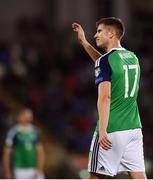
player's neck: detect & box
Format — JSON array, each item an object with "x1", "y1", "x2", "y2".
[
  {"x1": 106, "y1": 40, "x2": 122, "y2": 52},
  {"x1": 19, "y1": 123, "x2": 31, "y2": 127}
]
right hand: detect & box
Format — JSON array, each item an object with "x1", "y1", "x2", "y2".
[
  {"x1": 99, "y1": 131, "x2": 112, "y2": 150},
  {"x1": 34, "y1": 169, "x2": 44, "y2": 179},
  {"x1": 72, "y1": 22, "x2": 87, "y2": 44}
]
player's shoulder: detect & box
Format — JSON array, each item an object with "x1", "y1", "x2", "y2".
[
  {"x1": 31, "y1": 124, "x2": 39, "y2": 130},
  {"x1": 6, "y1": 124, "x2": 19, "y2": 139},
  {"x1": 31, "y1": 125, "x2": 41, "y2": 134},
  {"x1": 95, "y1": 48, "x2": 120, "y2": 68},
  {"x1": 7, "y1": 124, "x2": 19, "y2": 134},
  {"x1": 95, "y1": 51, "x2": 112, "y2": 68}
]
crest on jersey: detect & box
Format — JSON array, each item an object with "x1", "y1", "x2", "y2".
[{"x1": 95, "y1": 67, "x2": 101, "y2": 77}]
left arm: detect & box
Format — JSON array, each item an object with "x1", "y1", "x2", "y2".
[
  {"x1": 36, "y1": 143, "x2": 45, "y2": 174},
  {"x1": 97, "y1": 82, "x2": 112, "y2": 150}
]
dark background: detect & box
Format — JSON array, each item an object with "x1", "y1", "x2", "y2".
[{"x1": 0, "y1": 0, "x2": 153, "y2": 178}]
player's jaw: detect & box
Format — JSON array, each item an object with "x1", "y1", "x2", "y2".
[
  {"x1": 94, "y1": 34, "x2": 106, "y2": 49},
  {"x1": 95, "y1": 38, "x2": 101, "y2": 47},
  {"x1": 95, "y1": 38, "x2": 106, "y2": 49}
]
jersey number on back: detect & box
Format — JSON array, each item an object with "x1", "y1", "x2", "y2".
[{"x1": 123, "y1": 65, "x2": 138, "y2": 98}]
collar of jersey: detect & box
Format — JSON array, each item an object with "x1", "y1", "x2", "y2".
[
  {"x1": 101, "y1": 47, "x2": 125, "y2": 58},
  {"x1": 17, "y1": 124, "x2": 33, "y2": 131}
]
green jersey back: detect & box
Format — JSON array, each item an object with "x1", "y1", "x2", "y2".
[
  {"x1": 5, "y1": 124, "x2": 41, "y2": 168},
  {"x1": 95, "y1": 48, "x2": 142, "y2": 133}
]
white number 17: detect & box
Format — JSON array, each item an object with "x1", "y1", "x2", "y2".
[{"x1": 123, "y1": 65, "x2": 138, "y2": 98}]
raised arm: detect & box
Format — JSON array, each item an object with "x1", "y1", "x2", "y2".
[{"x1": 72, "y1": 22, "x2": 102, "y2": 62}]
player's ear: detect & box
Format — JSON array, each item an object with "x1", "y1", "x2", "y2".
[{"x1": 108, "y1": 27, "x2": 115, "y2": 39}]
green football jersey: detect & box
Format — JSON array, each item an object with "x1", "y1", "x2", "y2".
[
  {"x1": 95, "y1": 48, "x2": 142, "y2": 133},
  {"x1": 5, "y1": 124, "x2": 41, "y2": 168}
]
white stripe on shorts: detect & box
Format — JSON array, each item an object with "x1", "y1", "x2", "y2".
[{"x1": 91, "y1": 133, "x2": 99, "y2": 172}]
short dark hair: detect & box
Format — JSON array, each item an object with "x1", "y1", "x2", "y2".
[{"x1": 96, "y1": 17, "x2": 125, "y2": 39}]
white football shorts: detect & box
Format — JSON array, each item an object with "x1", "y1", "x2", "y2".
[
  {"x1": 14, "y1": 168, "x2": 44, "y2": 179},
  {"x1": 88, "y1": 128, "x2": 145, "y2": 177}
]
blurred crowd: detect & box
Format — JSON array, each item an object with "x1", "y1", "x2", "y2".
[
  {"x1": 0, "y1": 17, "x2": 97, "y2": 178},
  {"x1": 0, "y1": 13, "x2": 153, "y2": 178}
]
